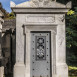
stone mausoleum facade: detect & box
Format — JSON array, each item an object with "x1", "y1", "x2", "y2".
[{"x1": 0, "y1": 0, "x2": 71, "y2": 77}]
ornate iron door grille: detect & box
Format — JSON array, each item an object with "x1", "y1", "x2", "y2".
[{"x1": 35, "y1": 36, "x2": 46, "y2": 60}]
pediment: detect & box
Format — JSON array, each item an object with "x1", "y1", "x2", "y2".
[{"x1": 10, "y1": 0, "x2": 71, "y2": 8}]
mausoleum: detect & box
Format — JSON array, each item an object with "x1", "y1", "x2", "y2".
[
  {"x1": 10, "y1": 0, "x2": 71, "y2": 77},
  {"x1": 0, "y1": 0, "x2": 72, "y2": 77}
]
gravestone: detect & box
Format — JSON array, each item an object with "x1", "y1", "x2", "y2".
[{"x1": 11, "y1": 0, "x2": 71, "y2": 77}]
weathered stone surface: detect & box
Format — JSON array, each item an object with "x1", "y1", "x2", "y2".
[
  {"x1": 2, "y1": 19, "x2": 16, "y2": 32},
  {"x1": 0, "y1": 66, "x2": 4, "y2": 77},
  {"x1": 11, "y1": 0, "x2": 71, "y2": 77},
  {"x1": 11, "y1": 0, "x2": 71, "y2": 8},
  {"x1": 0, "y1": 10, "x2": 4, "y2": 60},
  {"x1": 0, "y1": 10, "x2": 4, "y2": 17},
  {"x1": 0, "y1": 10, "x2": 4, "y2": 77}
]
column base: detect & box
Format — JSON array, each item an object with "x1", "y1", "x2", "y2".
[
  {"x1": 56, "y1": 63, "x2": 68, "y2": 77},
  {"x1": 14, "y1": 63, "x2": 25, "y2": 77}
]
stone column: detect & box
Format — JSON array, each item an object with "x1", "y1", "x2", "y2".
[
  {"x1": 13, "y1": 14, "x2": 25, "y2": 77},
  {"x1": 56, "y1": 14, "x2": 68, "y2": 77}
]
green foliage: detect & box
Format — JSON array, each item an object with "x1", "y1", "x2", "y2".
[
  {"x1": 7, "y1": 12, "x2": 15, "y2": 19},
  {"x1": 66, "y1": 8, "x2": 77, "y2": 70},
  {"x1": 67, "y1": 10, "x2": 75, "y2": 15},
  {"x1": 66, "y1": 8, "x2": 77, "y2": 49},
  {"x1": 69, "y1": 66, "x2": 77, "y2": 77},
  {"x1": 0, "y1": 2, "x2": 9, "y2": 18},
  {"x1": 0, "y1": 2, "x2": 15, "y2": 19}
]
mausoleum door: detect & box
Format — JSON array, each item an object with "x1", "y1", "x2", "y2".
[{"x1": 30, "y1": 31, "x2": 51, "y2": 77}]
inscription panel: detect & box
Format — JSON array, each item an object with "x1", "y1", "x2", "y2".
[
  {"x1": 31, "y1": 31, "x2": 51, "y2": 77},
  {"x1": 26, "y1": 15, "x2": 55, "y2": 23}
]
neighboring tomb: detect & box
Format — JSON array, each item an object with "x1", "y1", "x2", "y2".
[
  {"x1": 0, "y1": 10, "x2": 4, "y2": 61},
  {"x1": 11, "y1": 0, "x2": 71, "y2": 77},
  {"x1": 0, "y1": 9, "x2": 4, "y2": 77},
  {"x1": 2, "y1": 19, "x2": 16, "y2": 76}
]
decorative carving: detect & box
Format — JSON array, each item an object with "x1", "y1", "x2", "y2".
[
  {"x1": 32, "y1": 0, "x2": 50, "y2": 6},
  {"x1": 36, "y1": 36, "x2": 46, "y2": 60},
  {"x1": 10, "y1": 1, "x2": 16, "y2": 7},
  {"x1": 58, "y1": 15, "x2": 65, "y2": 22}
]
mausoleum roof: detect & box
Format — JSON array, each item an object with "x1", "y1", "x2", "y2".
[
  {"x1": 2, "y1": 19, "x2": 16, "y2": 32},
  {"x1": 10, "y1": 0, "x2": 71, "y2": 9}
]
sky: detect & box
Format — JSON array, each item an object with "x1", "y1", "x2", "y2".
[{"x1": 0, "y1": 0, "x2": 29, "y2": 13}]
